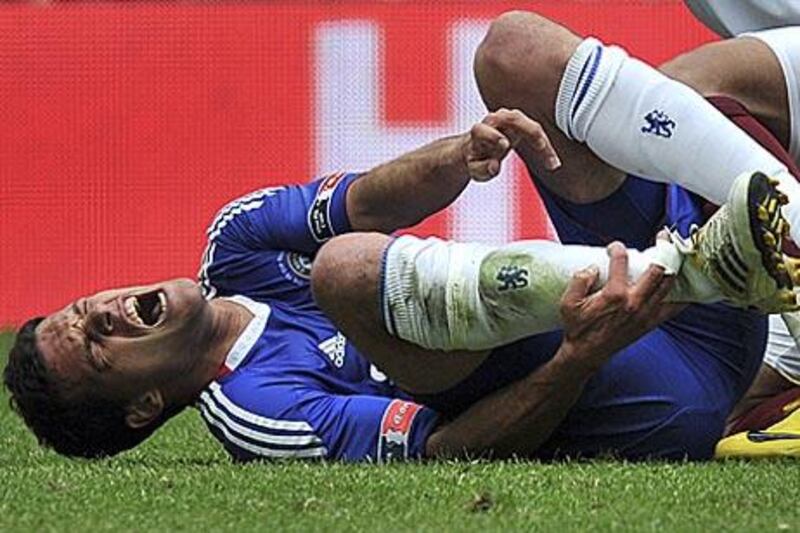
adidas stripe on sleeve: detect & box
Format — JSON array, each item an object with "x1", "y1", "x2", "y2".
[
  {"x1": 198, "y1": 381, "x2": 439, "y2": 463},
  {"x1": 198, "y1": 382, "x2": 328, "y2": 460}
]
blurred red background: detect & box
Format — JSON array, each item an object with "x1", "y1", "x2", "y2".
[{"x1": 0, "y1": 1, "x2": 715, "y2": 325}]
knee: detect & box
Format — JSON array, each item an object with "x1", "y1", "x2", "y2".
[
  {"x1": 474, "y1": 10, "x2": 577, "y2": 109},
  {"x1": 311, "y1": 232, "x2": 387, "y2": 316},
  {"x1": 311, "y1": 235, "x2": 356, "y2": 311},
  {"x1": 476, "y1": 11, "x2": 571, "y2": 75}
]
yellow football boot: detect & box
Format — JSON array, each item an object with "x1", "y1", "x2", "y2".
[{"x1": 716, "y1": 390, "x2": 800, "y2": 458}]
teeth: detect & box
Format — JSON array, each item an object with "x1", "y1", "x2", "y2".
[
  {"x1": 157, "y1": 291, "x2": 168, "y2": 324},
  {"x1": 124, "y1": 297, "x2": 145, "y2": 326}
]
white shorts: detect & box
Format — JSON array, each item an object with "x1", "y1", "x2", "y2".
[
  {"x1": 764, "y1": 314, "x2": 800, "y2": 385},
  {"x1": 743, "y1": 27, "x2": 800, "y2": 167},
  {"x1": 686, "y1": 0, "x2": 800, "y2": 37}
]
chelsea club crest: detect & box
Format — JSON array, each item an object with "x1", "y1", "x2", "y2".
[{"x1": 278, "y1": 251, "x2": 313, "y2": 284}]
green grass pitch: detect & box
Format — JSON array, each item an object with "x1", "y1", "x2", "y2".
[{"x1": 1, "y1": 331, "x2": 798, "y2": 532}]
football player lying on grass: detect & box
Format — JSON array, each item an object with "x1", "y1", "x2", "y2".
[
  {"x1": 3, "y1": 104, "x2": 794, "y2": 462},
  {"x1": 6, "y1": 10, "x2": 800, "y2": 461}
]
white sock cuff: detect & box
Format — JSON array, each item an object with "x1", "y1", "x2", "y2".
[
  {"x1": 382, "y1": 235, "x2": 496, "y2": 351},
  {"x1": 555, "y1": 37, "x2": 627, "y2": 142},
  {"x1": 382, "y1": 235, "x2": 424, "y2": 339}
]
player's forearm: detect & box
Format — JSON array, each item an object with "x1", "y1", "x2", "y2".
[
  {"x1": 424, "y1": 343, "x2": 600, "y2": 459},
  {"x1": 346, "y1": 134, "x2": 471, "y2": 233}
]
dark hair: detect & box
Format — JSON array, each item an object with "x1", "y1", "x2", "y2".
[{"x1": 4, "y1": 317, "x2": 177, "y2": 459}]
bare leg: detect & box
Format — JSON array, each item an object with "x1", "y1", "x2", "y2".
[
  {"x1": 661, "y1": 37, "x2": 789, "y2": 150},
  {"x1": 474, "y1": 11, "x2": 625, "y2": 204},
  {"x1": 474, "y1": 11, "x2": 795, "y2": 221}
]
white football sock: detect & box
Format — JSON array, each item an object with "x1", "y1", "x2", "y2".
[
  {"x1": 555, "y1": 37, "x2": 800, "y2": 244},
  {"x1": 381, "y1": 234, "x2": 707, "y2": 352}
]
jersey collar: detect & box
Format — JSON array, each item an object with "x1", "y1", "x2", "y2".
[{"x1": 215, "y1": 295, "x2": 271, "y2": 380}]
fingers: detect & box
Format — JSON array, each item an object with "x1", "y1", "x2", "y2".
[
  {"x1": 626, "y1": 265, "x2": 667, "y2": 312},
  {"x1": 469, "y1": 108, "x2": 561, "y2": 180},
  {"x1": 483, "y1": 108, "x2": 561, "y2": 171},
  {"x1": 631, "y1": 267, "x2": 678, "y2": 329},
  {"x1": 649, "y1": 272, "x2": 675, "y2": 305},
  {"x1": 470, "y1": 122, "x2": 510, "y2": 156},
  {"x1": 603, "y1": 242, "x2": 628, "y2": 302},
  {"x1": 468, "y1": 159, "x2": 502, "y2": 182},
  {"x1": 640, "y1": 275, "x2": 678, "y2": 321},
  {"x1": 561, "y1": 265, "x2": 600, "y2": 308},
  {"x1": 466, "y1": 122, "x2": 511, "y2": 182}
]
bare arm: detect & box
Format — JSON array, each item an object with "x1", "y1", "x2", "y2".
[
  {"x1": 424, "y1": 341, "x2": 598, "y2": 459},
  {"x1": 346, "y1": 109, "x2": 561, "y2": 234},
  {"x1": 425, "y1": 244, "x2": 682, "y2": 459}
]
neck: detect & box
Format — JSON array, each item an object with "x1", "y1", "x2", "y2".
[
  {"x1": 171, "y1": 298, "x2": 254, "y2": 405},
  {"x1": 205, "y1": 298, "x2": 255, "y2": 377}
]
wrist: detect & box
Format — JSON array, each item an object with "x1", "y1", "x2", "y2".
[
  {"x1": 452, "y1": 133, "x2": 471, "y2": 177},
  {"x1": 553, "y1": 340, "x2": 607, "y2": 377}
]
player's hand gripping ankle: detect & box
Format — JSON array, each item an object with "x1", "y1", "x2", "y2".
[{"x1": 558, "y1": 242, "x2": 682, "y2": 371}]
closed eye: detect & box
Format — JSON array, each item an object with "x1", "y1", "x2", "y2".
[
  {"x1": 82, "y1": 330, "x2": 111, "y2": 372},
  {"x1": 85, "y1": 340, "x2": 111, "y2": 372}
]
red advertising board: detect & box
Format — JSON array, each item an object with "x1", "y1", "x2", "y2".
[{"x1": 0, "y1": 1, "x2": 714, "y2": 325}]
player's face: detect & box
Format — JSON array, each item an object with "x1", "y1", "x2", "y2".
[{"x1": 35, "y1": 278, "x2": 210, "y2": 404}]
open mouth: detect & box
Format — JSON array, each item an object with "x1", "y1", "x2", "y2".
[{"x1": 123, "y1": 290, "x2": 168, "y2": 327}]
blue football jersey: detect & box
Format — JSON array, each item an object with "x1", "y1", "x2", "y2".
[{"x1": 195, "y1": 173, "x2": 439, "y2": 462}]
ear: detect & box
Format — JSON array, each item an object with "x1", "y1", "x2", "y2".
[{"x1": 125, "y1": 390, "x2": 165, "y2": 429}]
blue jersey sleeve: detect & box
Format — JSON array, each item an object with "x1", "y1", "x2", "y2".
[
  {"x1": 207, "y1": 172, "x2": 359, "y2": 254},
  {"x1": 199, "y1": 378, "x2": 439, "y2": 463},
  {"x1": 300, "y1": 394, "x2": 440, "y2": 462},
  {"x1": 198, "y1": 172, "x2": 360, "y2": 302}
]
